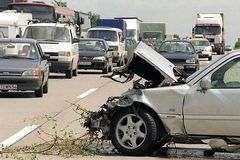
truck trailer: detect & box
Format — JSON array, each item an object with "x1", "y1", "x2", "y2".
[
  {"x1": 0, "y1": 10, "x2": 32, "y2": 38},
  {"x1": 115, "y1": 17, "x2": 142, "y2": 42},
  {"x1": 192, "y1": 13, "x2": 224, "y2": 55}
]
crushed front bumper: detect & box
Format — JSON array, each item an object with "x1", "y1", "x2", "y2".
[{"x1": 84, "y1": 96, "x2": 134, "y2": 139}]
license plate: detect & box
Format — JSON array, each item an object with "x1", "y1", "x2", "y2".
[
  {"x1": 79, "y1": 61, "x2": 91, "y2": 65},
  {"x1": 0, "y1": 84, "x2": 17, "y2": 90},
  {"x1": 176, "y1": 65, "x2": 184, "y2": 69}
]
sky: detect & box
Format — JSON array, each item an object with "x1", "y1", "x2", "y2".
[{"x1": 40, "y1": 0, "x2": 240, "y2": 46}]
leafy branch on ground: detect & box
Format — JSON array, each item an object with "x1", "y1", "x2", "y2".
[{"x1": 0, "y1": 102, "x2": 114, "y2": 159}]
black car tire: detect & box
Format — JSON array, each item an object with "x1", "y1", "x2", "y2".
[
  {"x1": 35, "y1": 85, "x2": 43, "y2": 97},
  {"x1": 43, "y1": 80, "x2": 48, "y2": 94},
  {"x1": 209, "y1": 56, "x2": 212, "y2": 61},
  {"x1": 65, "y1": 70, "x2": 73, "y2": 78},
  {"x1": 108, "y1": 66, "x2": 112, "y2": 73},
  {"x1": 102, "y1": 66, "x2": 108, "y2": 74},
  {"x1": 110, "y1": 107, "x2": 157, "y2": 156},
  {"x1": 72, "y1": 68, "x2": 78, "y2": 77}
]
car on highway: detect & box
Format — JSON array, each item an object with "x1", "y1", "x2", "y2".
[
  {"x1": 225, "y1": 45, "x2": 232, "y2": 52},
  {"x1": 190, "y1": 38, "x2": 213, "y2": 60},
  {"x1": 0, "y1": 38, "x2": 50, "y2": 97},
  {"x1": 78, "y1": 38, "x2": 113, "y2": 74},
  {"x1": 125, "y1": 38, "x2": 137, "y2": 63},
  {"x1": 158, "y1": 40, "x2": 199, "y2": 75},
  {"x1": 85, "y1": 42, "x2": 240, "y2": 156}
]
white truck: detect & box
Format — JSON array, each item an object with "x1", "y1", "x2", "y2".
[
  {"x1": 87, "y1": 19, "x2": 127, "y2": 66},
  {"x1": 192, "y1": 13, "x2": 225, "y2": 55},
  {"x1": 0, "y1": 10, "x2": 32, "y2": 38},
  {"x1": 23, "y1": 22, "x2": 79, "y2": 79},
  {"x1": 139, "y1": 22, "x2": 166, "y2": 50},
  {"x1": 115, "y1": 17, "x2": 142, "y2": 42}
]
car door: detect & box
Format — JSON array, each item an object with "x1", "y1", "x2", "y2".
[{"x1": 184, "y1": 56, "x2": 240, "y2": 136}]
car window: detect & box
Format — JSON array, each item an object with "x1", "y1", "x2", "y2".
[
  {"x1": 191, "y1": 40, "x2": 210, "y2": 46},
  {"x1": 0, "y1": 42, "x2": 38, "y2": 59},
  {"x1": 211, "y1": 57, "x2": 240, "y2": 88},
  {"x1": 159, "y1": 41, "x2": 195, "y2": 54},
  {"x1": 79, "y1": 40, "x2": 105, "y2": 52}
]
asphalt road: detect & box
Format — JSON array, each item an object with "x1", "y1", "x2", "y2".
[{"x1": 0, "y1": 53, "x2": 229, "y2": 160}]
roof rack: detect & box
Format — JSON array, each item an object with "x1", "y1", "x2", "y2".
[{"x1": 57, "y1": 18, "x2": 75, "y2": 26}]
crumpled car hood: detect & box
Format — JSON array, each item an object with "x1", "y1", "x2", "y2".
[{"x1": 125, "y1": 42, "x2": 178, "y2": 85}]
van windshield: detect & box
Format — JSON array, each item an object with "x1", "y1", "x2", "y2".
[
  {"x1": 88, "y1": 30, "x2": 118, "y2": 42},
  {"x1": 23, "y1": 26, "x2": 70, "y2": 42}
]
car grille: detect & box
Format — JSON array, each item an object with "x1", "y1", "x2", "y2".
[
  {"x1": 45, "y1": 52, "x2": 58, "y2": 56},
  {"x1": 169, "y1": 59, "x2": 186, "y2": 63},
  {"x1": 0, "y1": 71, "x2": 22, "y2": 76},
  {"x1": 80, "y1": 56, "x2": 94, "y2": 61}
]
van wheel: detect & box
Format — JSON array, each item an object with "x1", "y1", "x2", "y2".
[
  {"x1": 102, "y1": 66, "x2": 108, "y2": 74},
  {"x1": 35, "y1": 86, "x2": 43, "y2": 97},
  {"x1": 72, "y1": 68, "x2": 78, "y2": 77},
  {"x1": 65, "y1": 70, "x2": 73, "y2": 78},
  {"x1": 108, "y1": 64, "x2": 112, "y2": 72}
]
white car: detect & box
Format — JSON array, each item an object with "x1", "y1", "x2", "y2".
[
  {"x1": 85, "y1": 42, "x2": 240, "y2": 156},
  {"x1": 190, "y1": 38, "x2": 213, "y2": 60}
]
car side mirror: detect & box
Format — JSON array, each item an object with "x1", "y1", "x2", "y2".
[{"x1": 200, "y1": 77, "x2": 212, "y2": 90}]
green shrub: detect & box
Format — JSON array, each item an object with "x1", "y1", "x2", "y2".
[{"x1": 234, "y1": 41, "x2": 240, "y2": 49}]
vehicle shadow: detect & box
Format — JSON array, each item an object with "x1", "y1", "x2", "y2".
[
  {"x1": 48, "y1": 73, "x2": 67, "y2": 79},
  {"x1": 0, "y1": 91, "x2": 35, "y2": 98},
  {"x1": 78, "y1": 70, "x2": 104, "y2": 75}
]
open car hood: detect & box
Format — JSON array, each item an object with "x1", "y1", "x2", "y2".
[{"x1": 126, "y1": 42, "x2": 178, "y2": 85}]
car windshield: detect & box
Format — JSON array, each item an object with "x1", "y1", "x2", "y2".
[
  {"x1": 24, "y1": 26, "x2": 70, "y2": 42},
  {"x1": 79, "y1": 40, "x2": 106, "y2": 52},
  {"x1": 159, "y1": 41, "x2": 195, "y2": 54},
  {"x1": 191, "y1": 40, "x2": 210, "y2": 47},
  {"x1": 0, "y1": 42, "x2": 38, "y2": 59}
]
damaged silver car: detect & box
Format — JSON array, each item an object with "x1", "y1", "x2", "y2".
[{"x1": 85, "y1": 42, "x2": 240, "y2": 156}]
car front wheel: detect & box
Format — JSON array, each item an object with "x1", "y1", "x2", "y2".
[
  {"x1": 65, "y1": 70, "x2": 73, "y2": 78},
  {"x1": 110, "y1": 107, "x2": 157, "y2": 156},
  {"x1": 35, "y1": 85, "x2": 43, "y2": 97},
  {"x1": 43, "y1": 80, "x2": 48, "y2": 94}
]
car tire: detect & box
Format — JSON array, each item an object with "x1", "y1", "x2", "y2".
[
  {"x1": 43, "y1": 80, "x2": 48, "y2": 94},
  {"x1": 35, "y1": 85, "x2": 43, "y2": 97},
  {"x1": 102, "y1": 65, "x2": 108, "y2": 74},
  {"x1": 209, "y1": 56, "x2": 212, "y2": 61},
  {"x1": 110, "y1": 107, "x2": 157, "y2": 156},
  {"x1": 72, "y1": 68, "x2": 78, "y2": 77},
  {"x1": 65, "y1": 70, "x2": 73, "y2": 79}
]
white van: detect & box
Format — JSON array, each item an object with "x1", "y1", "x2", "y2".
[
  {"x1": 23, "y1": 22, "x2": 79, "y2": 78},
  {"x1": 87, "y1": 27, "x2": 126, "y2": 66}
]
